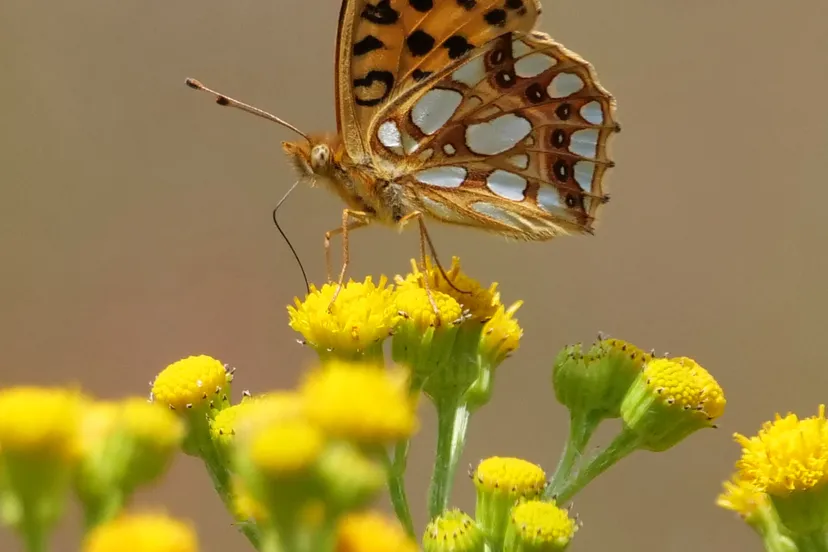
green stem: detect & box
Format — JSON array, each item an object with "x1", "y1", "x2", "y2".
[
  {"x1": 555, "y1": 429, "x2": 640, "y2": 503},
  {"x1": 82, "y1": 492, "x2": 125, "y2": 532},
  {"x1": 428, "y1": 400, "x2": 471, "y2": 520},
  {"x1": 546, "y1": 410, "x2": 602, "y2": 499},
  {"x1": 791, "y1": 531, "x2": 828, "y2": 552},
  {"x1": 19, "y1": 518, "x2": 47, "y2": 552},
  {"x1": 195, "y1": 428, "x2": 262, "y2": 549},
  {"x1": 385, "y1": 441, "x2": 416, "y2": 538}
]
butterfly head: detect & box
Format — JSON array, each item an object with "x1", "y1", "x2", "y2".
[{"x1": 282, "y1": 135, "x2": 341, "y2": 182}]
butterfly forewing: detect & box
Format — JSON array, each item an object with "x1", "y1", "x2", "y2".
[{"x1": 336, "y1": 0, "x2": 541, "y2": 160}]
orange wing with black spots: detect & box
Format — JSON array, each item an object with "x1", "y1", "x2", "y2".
[{"x1": 335, "y1": 0, "x2": 541, "y2": 160}]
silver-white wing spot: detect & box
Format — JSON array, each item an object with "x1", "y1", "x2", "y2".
[
  {"x1": 421, "y1": 196, "x2": 471, "y2": 223},
  {"x1": 443, "y1": 143, "x2": 456, "y2": 155},
  {"x1": 569, "y1": 129, "x2": 599, "y2": 158},
  {"x1": 378, "y1": 121, "x2": 402, "y2": 153},
  {"x1": 414, "y1": 166, "x2": 467, "y2": 188},
  {"x1": 452, "y1": 56, "x2": 487, "y2": 87},
  {"x1": 579, "y1": 101, "x2": 603, "y2": 124},
  {"x1": 512, "y1": 38, "x2": 532, "y2": 58},
  {"x1": 573, "y1": 161, "x2": 596, "y2": 193},
  {"x1": 465, "y1": 114, "x2": 532, "y2": 155},
  {"x1": 514, "y1": 53, "x2": 557, "y2": 78},
  {"x1": 547, "y1": 73, "x2": 584, "y2": 98},
  {"x1": 411, "y1": 89, "x2": 463, "y2": 136},
  {"x1": 537, "y1": 188, "x2": 561, "y2": 212},
  {"x1": 486, "y1": 170, "x2": 527, "y2": 201},
  {"x1": 507, "y1": 154, "x2": 529, "y2": 170}
]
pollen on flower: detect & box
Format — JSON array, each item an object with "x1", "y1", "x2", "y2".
[
  {"x1": 248, "y1": 420, "x2": 324, "y2": 476},
  {"x1": 473, "y1": 457, "x2": 547, "y2": 499},
  {"x1": 288, "y1": 276, "x2": 400, "y2": 354},
  {"x1": 301, "y1": 361, "x2": 417, "y2": 445},
  {"x1": 83, "y1": 512, "x2": 198, "y2": 552},
  {"x1": 717, "y1": 476, "x2": 768, "y2": 519},
  {"x1": 642, "y1": 357, "x2": 726, "y2": 420},
  {"x1": 480, "y1": 300, "x2": 523, "y2": 364},
  {"x1": 394, "y1": 285, "x2": 464, "y2": 329},
  {"x1": 395, "y1": 257, "x2": 499, "y2": 321},
  {"x1": 336, "y1": 511, "x2": 418, "y2": 552},
  {"x1": 509, "y1": 500, "x2": 577, "y2": 549},
  {"x1": 589, "y1": 338, "x2": 653, "y2": 366},
  {"x1": 734, "y1": 405, "x2": 828, "y2": 496},
  {"x1": 0, "y1": 386, "x2": 84, "y2": 462},
  {"x1": 423, "y1": 509, "x2": 484, "y2": 552},
  {"x1": 151, "y1": 355, "x2": 232, "y2": 411}
]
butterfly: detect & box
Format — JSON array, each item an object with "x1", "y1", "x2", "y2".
[{"x1": 187, "y1": 0, "x2": 618, "y2": 311}]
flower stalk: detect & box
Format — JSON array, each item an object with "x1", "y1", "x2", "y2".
[{"x1": 428, "y1": 400, "x2": 471, "y2": 520}]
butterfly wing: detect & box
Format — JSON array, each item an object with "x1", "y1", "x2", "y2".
[
  {"x1": 335, "y1": 0, "x2": 541, "y2": 161},
  {"x1": 372, "y1": 31, "x2": 619, "y2": 239}
]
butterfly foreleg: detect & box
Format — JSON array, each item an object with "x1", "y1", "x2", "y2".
[{"x1": 326, "y1": 209, "x2": 371, "y2": 311}]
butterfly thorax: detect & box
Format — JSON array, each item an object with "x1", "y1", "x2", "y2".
[{"x1": 282, "y1": 134, "x2": 411, "y2": 225}]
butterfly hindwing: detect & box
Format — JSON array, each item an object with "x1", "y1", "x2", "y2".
[
  {"x1": 336, "y1": 0, "x2": 541, "y2": 160},
  {"x1": 372, "y1": 31, "x2": 619, "y2": 239}
]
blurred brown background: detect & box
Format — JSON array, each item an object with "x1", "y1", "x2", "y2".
[{"x1": 1, "y1": 0, "x2": 826, "y2": 550}]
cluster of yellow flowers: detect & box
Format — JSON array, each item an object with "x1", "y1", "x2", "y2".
[{"x1": 1, "y1": 256, "x2": 824, "y2": 551}]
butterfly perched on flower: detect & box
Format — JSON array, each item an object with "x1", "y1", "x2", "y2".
[{"x1": 187, "y1": 0, "x2": 618, "y2": 302}]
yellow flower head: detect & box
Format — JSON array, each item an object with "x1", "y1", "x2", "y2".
[
  {"x1": 210, "y1": 392, "x2": 302, "y2": 451},
  {"x1": 336, "y1": 511, "x2": 419, "y2": 552},
  {"x1": 230, "y1": 476, "x2": 269, "y2": 523},
  {"x1": 473, "y1": 457, "x2": 547, "y2": 499},
  {"x1": 247, "y1": 420, "x2": 325, "y2": 477},
  {"x1": 423, "y1": 509, "x2": 484, "y2": 552},
  {"x1": 0, "y1": 386, "x2": 83, "y2": 462},
  {"x1": 473, "y1": 457, "x2": 548, "y2": 548},
  {"x1": 83, "y1": 512, "x2": 198, "y2": 552},
  {"x1": 733, "y1": 405, "x2": 828, "y2": 534},
  {"x1": 505, "y1": 500, "x2": 577, "y2": 551},
  {"x1": 119, "y1": 398, "x2": 185, "y2": 452},
  {"x1": 395, "y1": 257, "x2": 498, "y2": 321},
  {"x1": 151, "y1": 355, "x2": 232, "y2": 412},
  {"x1": 301, "y1": 361, "x2": 417, "y2": 445},
  {"x1": 480, "y1": 300, "x2": 523, "y2": 366},
  {"x1": 735, "y1": 405, "x2": 828, "y2": 495},
  {"x1": 394, "y1": 285, "x2": 464, "y2": 330},
  {"x1": 288, "y1": 276, "x2": 399, "y2": 356},
  {"x1": 717, "y1": 476, "x2": 769, "y2": 520},
  {"x1": 620, "y1": 356, "x2": 725, "y2": 451}
]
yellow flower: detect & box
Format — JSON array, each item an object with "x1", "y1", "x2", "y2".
[
  {"x1": 336, "y1": 511, "x2": 418, "y2": 552},
  {"x1": 620, "y1": 356, "x2": 725, "y2": 451},
  {"x1": 423, "y1": 509, "x2": 484, "y2": 552},
  {"x1": 395, "y1": 257, "x2": 498, "y2": 321},
  {"x1": 151, "y1": 355, "x2": 232, "y2": 412},
  {"x1": 317, "y1": 443, "x2": 386, "y2": 511},
  {"x1": 83, "y1": 512, "x2": 198, "y2": 552},
  {"x1": 247, "y1": 420, "x2": 324, "y2": 477},
  {"x1": 473, "y1": 457, "x2": 547, "y2": 548},
  {"x1": 480, "y1": 300, "x2": 523, "y2": 366},
  {"x1": 0, "y1": 386, "x2": 83, "y2": 462},
  {"x1": 230, "y1": 476, "x2": 269, "y2": 523},
  {"x1": 301, "y1": 361, "x2": 417, "y2": 445},
  {"x1": 733, "y1": 405, "x2": 828, "y2": 534},
  {"x1": 288, "y1": 276, "x2": 399, "y2": 358},
  {"x1": 504, "y1": 500, "x2": 577, "y2": 551},
  {"x1": 210, "y1": 392, "x2": 302, "y2": 452},
  {"x1": 119, "y1": 398, "x2": 184, "y2": 452},
  {"x1": 717, "y1": 476, "x2": 769, "y2": 520},
  {"x1": 394, "y1": 285, "x2": 464, "y2": 330}
]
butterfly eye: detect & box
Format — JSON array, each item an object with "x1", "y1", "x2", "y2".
[{"x1": 310, "y1": 144, "x2": 332, "y2": 170}]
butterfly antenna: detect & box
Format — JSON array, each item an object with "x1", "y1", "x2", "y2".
[
  {"x1": 185, "y1": 78, "x2": 309, "y2": 142},
  {"x1": 273, "y1": 180, "x2": 310, "y2": 294}
]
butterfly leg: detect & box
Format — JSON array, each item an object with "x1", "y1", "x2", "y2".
[{"x1": 325, "y1": 209, "x2": 371, "y2": 310}]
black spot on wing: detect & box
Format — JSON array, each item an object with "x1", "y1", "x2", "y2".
[
  {"x1": 413, "y1": 69, "x2": 433, "y2": 81},
  {"x1": 553, "y1": 160, "x2": 570, "y2": 182},
  {"x1": 457, "y1": 0, "x2": 476, "y2": 8},
  {"x1": 444, "y1": 35, "x2": 474, "y2": 59},
  {"x1": 506, "y1": 0, "x2": 524, "y2": 8},
  {"x1": 555, "y1": 103, "x2": 572, "y2": 120},
  {"x1": 484, "y1": 8, "x2": 507, "y2": 26},
  {"x1": 409, "y1": 0, "x2": 433, "y2": 11},
  {"x1": 353, "y1": 70, "x2": 394, "y2": 106},
  {"x1": 406, "y1": 30, "x2": 435, "y2": 57},
  {"x1": 353, "y1": 35, "x2": 384, "y2": 56},
  {"x1": 361, "y1": 0, "x2": 399, "y2": 25}
]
